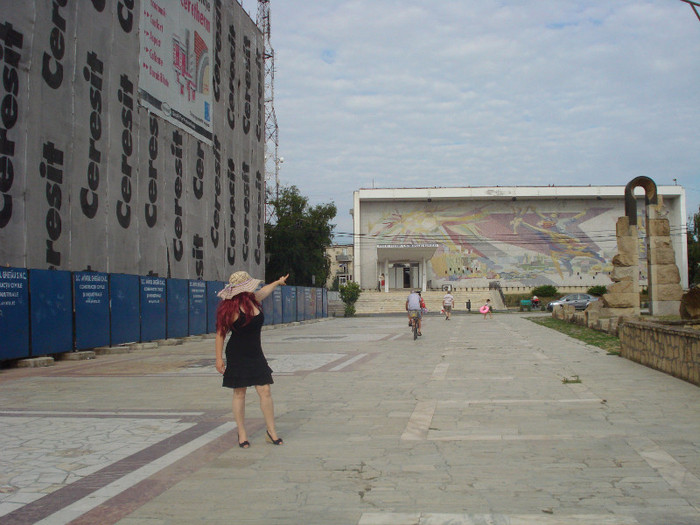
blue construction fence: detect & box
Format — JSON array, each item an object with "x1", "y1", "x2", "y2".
[{"x1": 0, "y1": 268, "x2": 328, "y2": 361}]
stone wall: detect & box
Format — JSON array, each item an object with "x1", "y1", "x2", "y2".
[
  {"x1": 619, "y1": 320, "x2": 700, "y2": 386},
  {"x1": 551, "y1": 302, "x2": 626, "y2": 335}
]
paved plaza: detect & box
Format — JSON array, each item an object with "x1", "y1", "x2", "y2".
[{"x1": 1, "y1": 313, "x2": 699, "y2": 524}]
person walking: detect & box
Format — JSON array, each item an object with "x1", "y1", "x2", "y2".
[
  {"x1": 480, "y1": 298, "x2": 493, "y2": 319},
  {"x1": 215, "y1": 271, "x2": 288, "y2": 448},
  {"x1": 442, "y1": 290, "x2": 455, "y2": 320}
]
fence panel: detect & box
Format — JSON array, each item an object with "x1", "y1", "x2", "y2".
[
  {"x1": 207, "y1": 281, "x2": 224, "y2": 333},
  {"x1": 0, "y1": 268, "x2": 30, "y2": 360},
  {"x1": 74, "y1": 272, "x2": 110, "y2": 350},
  {"x1": 188, "y1": 280, "x2": 207, "y2": 335},
  {"x1": 167, "y1": 279, "x2": 189, "y2": 339},
  {"x1": 296, "y1": 287, "x2": 305, "y2": 322},
  {"x1": 305, "y1": 287, "x2": 312, "y2": 320},
  {"x1": 29, "y1": 269, "x2": 73, "y2": 356},
  {"x1": 281, "y1": 286, "x2": 296, "y2": 324},
  {"x1": 272, "y1": 288, "x2": 283, "y2": 325},
  {"x1": 140, "y1": 277, "x2": 166, "y2": 342},
  {"x1": 308, "y1": 288, "x2": 317, "y2": 319},
  {"x1": 110, "y1": 274, "x2": 140, "y2": 345},
  {"x1": 262, "y1": 293, "x2": 274, "y2": 325},
  {"x1": 316, "y1": 288, "x2": 323, "y2": 318}
]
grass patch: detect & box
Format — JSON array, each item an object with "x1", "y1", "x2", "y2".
[
  {"x1": 528, "y1": 317, "x2": 621, "y2": 354},
  {"x1": 562, "y1": 375, "x2": 582, "y2": 384}
]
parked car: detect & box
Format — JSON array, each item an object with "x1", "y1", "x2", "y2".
[{"x1": 546, "y1": 293, "x2": 598, "y2": 312}]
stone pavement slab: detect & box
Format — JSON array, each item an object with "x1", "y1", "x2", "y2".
[{"x1": 0, "y1": 314, "x2": 699, "y2": 524}]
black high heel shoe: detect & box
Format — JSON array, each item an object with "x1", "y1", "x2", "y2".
[
  {"x1": 238, "y1": 435, "x2": 250, "y2": 448},
  {"x1": 266, "y1": 430, "x2": 283, "y2": 445}
]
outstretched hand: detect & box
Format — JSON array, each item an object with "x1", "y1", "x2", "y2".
[{"x1": 277, "y1": 274, "x2": 289, "y2": 285}]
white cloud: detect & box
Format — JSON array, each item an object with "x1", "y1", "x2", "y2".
[{"x1": 242, "y1": 0, "x2": 700, "y2": 237}]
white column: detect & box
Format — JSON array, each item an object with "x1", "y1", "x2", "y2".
[
  {"x1": 384, "y1": 260, "x2": 389, "y2": 292},
  {"x1": 421, "y1": 257, "x2": 427, "y2": 292},
  {"x1": 352, "y1": 191, "x2": 361, "y2": 287}
]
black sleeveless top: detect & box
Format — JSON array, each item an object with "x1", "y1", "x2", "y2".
[{"x1": 222, "y1": 311, "x2": 274, "y2": 388}]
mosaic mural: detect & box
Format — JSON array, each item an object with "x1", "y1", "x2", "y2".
[{"x1": 366, "y1": 201, "x2": 648, "y2": 287}]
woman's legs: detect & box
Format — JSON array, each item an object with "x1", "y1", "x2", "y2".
[
  {"x1": 255, "y1": 384, "x2": 280, "y2": 441},
  {"x1": 233, "y1": 387, "x2": 248, "y2": 444}
]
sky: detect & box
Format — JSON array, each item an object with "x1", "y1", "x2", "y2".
[{"x1": 239, "y1": 0, "x2": 700, "y2": 242}]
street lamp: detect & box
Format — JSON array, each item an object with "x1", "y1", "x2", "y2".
[{"x1": 276, "y1": 156, "x2": 284, "y2": 201}]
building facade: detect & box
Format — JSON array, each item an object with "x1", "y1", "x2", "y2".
[
  {"x1": 325, "y1": 244, "x2": 354, "y2": 289},
  {"x1": 352, "y1": 186, "x2": 688, "y2": 292}
]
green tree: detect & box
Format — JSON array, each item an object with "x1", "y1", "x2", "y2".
[
  {"x1": 689, "y1": 205, "x2": 700, "y2": 285},
  {"x1": 265, "y1": 185, "x2": 337, "y2": 286},
  {"x1": 339, "y1": 281, "x2": 361, "y2": 317},
  {"x1": 330, "y1": 276, "x2": 340, "y2": 292}
]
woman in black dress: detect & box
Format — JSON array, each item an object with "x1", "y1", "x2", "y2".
[{"x1": 215, "y1": 271, "x2": 288, "y2": 448}]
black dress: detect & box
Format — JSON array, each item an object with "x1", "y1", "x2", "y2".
[{"x1": 222, "y1": 311, "x2": 274, "y2": 388}]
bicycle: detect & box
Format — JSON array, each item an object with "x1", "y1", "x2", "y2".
[{"x1": 408, "y1": 310, "x2": 420, "y2": 340}]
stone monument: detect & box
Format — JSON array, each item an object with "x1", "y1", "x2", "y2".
[
  {"x1": 601, "y1": 215, "x2": 641, "y2": 317},
  {"x1": 601, "y1": 176, "x2": 683, "y2": 318}
]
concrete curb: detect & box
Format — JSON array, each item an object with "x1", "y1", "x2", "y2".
[
  {"x1": 57, "y1": 351, "x2": 95, "y2": 361},
  {"x1": 15, "y1": 356, "x2": 54, "y2": 368}
]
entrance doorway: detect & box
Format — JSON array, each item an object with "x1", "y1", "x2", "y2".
[
  {"x1": 388, "y1": 263, "x2": 419, "y2": 289},
  {"x1": 403, "y1": 267, "x2": 411, "y2": 288}
]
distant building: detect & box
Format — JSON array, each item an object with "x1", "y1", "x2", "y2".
[
  {"x1": 325, "y1": 245, "x2": 354, "y2": 289},
  {"x1": 352, "y1": 185, "x2": 688, "y2": 292}
]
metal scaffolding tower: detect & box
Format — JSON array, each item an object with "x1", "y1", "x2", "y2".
[
  {"x1": 681, "y1": 0, "x2": 700, "y2": 22},
  {"x1": 257, "y1": 0, "x2": 280, "y2": 222}
]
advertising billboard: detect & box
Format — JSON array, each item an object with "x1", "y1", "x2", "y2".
[{"x1": 138, "y1": 0, "x2": 214, "y2": 143}]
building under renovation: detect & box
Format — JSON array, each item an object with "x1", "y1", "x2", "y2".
[
  {"x1": 0, "y1": 0, "x2": 266, "y2": 281},
  {"x1": 352, "y1": 185, "x2": 688, "y2": 292}
]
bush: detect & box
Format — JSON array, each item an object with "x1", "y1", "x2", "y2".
[
  {"x1": 339, "y1": 282, "x2": 361, "y2": 316},
  {"x1": 505, "y1": 294, "x2": 532, "y2": 307},
  {"x1": 532, "y1": 285, "x2": 557, "y2": 297},
  {"x1": 587, "y1": 285, "x2": 607, "y2": 296}
]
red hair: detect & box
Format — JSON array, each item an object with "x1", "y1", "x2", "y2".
[{"x1": 216, "y1": 292, "x2": 262, "y2": 336}]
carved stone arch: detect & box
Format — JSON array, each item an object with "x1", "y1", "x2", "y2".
[{"x1": 624, "y1": 176, "x2": 657, "y2": 226}]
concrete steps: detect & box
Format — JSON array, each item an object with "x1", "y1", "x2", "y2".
[{"x1": 354, "y1": 290, "x2": 504, "y2": 315}]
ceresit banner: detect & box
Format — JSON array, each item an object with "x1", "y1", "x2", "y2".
[
  {"x1": 138, "y1": 0, "x2": 214, "y2": 143},
  {"x1": 0, "y1": 6, "x2": 33, "y2": 269},
  {"x1": 0, "y1": 1, "x2": 264, "y2": 281}
]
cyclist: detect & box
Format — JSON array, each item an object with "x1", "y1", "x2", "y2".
[{"x1": 406, "y1": 289, "x2": 422, "y2": 336}]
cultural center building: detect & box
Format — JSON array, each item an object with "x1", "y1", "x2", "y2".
[{"x1": 351, "y1": 185, "x2": 688, "y2": 292}]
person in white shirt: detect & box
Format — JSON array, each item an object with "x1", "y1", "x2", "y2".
[
  {"x1": 442, "y1": 291, "x2": 455, "y2": 320},
  {"x1": 406, "y1": 290, "x2": 423, "y2": 336}
]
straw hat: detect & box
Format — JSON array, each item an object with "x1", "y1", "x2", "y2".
[{"x1": 217, "y1": 271, "x2": 263, "y2": 300}]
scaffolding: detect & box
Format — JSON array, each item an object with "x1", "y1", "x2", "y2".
[
  {"x1": 681, "y1": 0, "x2": 700, "y2": 22},
  {"x1": 257, "y1": 0, "x2": 280, "y2": 223}
]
